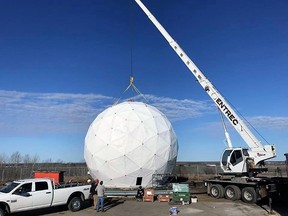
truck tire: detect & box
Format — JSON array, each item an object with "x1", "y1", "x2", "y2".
[
  {"x1": 224, "y1": 185, "x2": 241, "y2": 201},
  {"x1": 210, "y1": 184, "x2": 224, "y2": 199},
  {"x1": 241, "y1": 187, "x2": 257, "y2": 203},
  {"x1": 68, "y1": 197, "x2": 82, "y2": 212},
  {"x1": 0, "y1": 208, "x2": 5, "y2": 216}
]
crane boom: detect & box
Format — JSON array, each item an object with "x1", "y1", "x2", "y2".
[{"x1": 135, "y1": 0, "x2": 276, "y2": 171}]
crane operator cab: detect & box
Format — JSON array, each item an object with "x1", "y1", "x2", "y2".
[{"x1": 220, "y1": 148, "x2": 254, "y2": 175}]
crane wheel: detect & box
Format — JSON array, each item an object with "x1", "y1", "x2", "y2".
[
  {"x1": 224, "y1": 185, "x2": 241, "y2": 201},
  {"x1": 241, "y1": 187, "x2": 257, "y2": 203},
  {"x1": 210, "y1": 184, "x2": 224, "y2": 199}
]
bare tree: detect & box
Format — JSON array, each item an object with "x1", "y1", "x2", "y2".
[
  {"x1": 31, "y1": 154, "x2": 40, "y2": 164},
  {"x1": 10, "y1": 151, "x2": 22, "y2": 166},
  {"x1": 31, "y1": 154, "x2": 40, "y2": 171},
  {"x1": 0, "y1": 153, "x2": 8, "y2": 166},
  {"x1": 56, "y1": 159, "x2": 64, "y2": 163},
  {"x1": 23, "y1": 154, "x2": 31, "y2": 165},
  {"x1": 43, "y1": 158, "x2": 53, "y2": 163}
]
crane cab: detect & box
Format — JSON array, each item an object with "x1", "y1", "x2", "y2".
[{"x1": 220, "y1": 148, "x2": 251, "y2": 175}]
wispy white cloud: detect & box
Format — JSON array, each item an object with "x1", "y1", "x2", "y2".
[
  {"x1": 191, "y1": 115, "x2": 288, "y2": 140},
  {"x1": 140, "y1": 94, "x2": 215, "y2": 121},
  {"x1": 0, "y1": 90, "x2": 287, "y2": 136},
  {"x1": 0, "y1": 90, "x2": 114, "y2": 135},
  {"x1": 250, "y1": 116, "x2": 288, "y2": 131}
]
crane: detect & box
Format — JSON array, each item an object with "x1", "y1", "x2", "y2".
[{"x1": 135, "y1": 0, "x2": 276, "y2": 176}]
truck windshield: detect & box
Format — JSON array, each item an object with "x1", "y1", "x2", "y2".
[{"x1": 0, "y1": 182, "x2": 20, "y2": 193}]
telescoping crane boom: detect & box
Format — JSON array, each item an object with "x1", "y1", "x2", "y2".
[{"x1": 135, "y1": 0, "x2": 276, "y2": 176}]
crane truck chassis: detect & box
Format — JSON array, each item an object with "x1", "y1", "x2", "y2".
[
  {"x1": 205, "y1": 175, "x2": 288, "y2": 203},
  {"x1": 135, "y1": 0, "x2": 288, "y2": 203}
]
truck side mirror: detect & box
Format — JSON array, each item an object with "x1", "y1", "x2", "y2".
[{"x1": 22, "y1": 192, "x2": 32, "y2": 197}]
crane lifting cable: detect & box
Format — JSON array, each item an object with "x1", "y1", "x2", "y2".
[
  {"x1": 113, "y1": 76, "x2": 147, "y2": 105},
  {"x1": 113, "y1": 2, "x2": 147, "y2": 106}
]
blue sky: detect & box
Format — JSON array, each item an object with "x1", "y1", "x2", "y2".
[{"x1": 0, "y1": 0, "x2": 287, "y2": 163}]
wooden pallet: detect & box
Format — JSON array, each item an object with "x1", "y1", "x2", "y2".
[
  {"x1": 143, "y1": 188, "x2": 154, "y2": 202},
  {"x1": 157, "y1": 194, "x2": 170, "y2": 202}
]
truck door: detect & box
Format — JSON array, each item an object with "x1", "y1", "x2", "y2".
[
  {"x1": 10, "y1": 182, "x2": 33, "y2": 212},
  {"x1": 221, "y1": 148, "x2": 248, "y2": 173},
  {"x1": 32, "y1": 180, "x2": 53, "y2": 208},
  {"x1": 229, "y1": 149, "x2": 247, "y2": 173}
]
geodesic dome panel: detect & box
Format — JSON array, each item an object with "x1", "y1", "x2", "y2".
[{"x1": 84, "y1": 101, "x2": 178, "y2": 188}]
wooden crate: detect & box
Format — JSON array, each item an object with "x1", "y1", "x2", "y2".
[
  {"x1": 157, "y1": 194, "x2": 170, "y2": 202},
  {"x1": 143, "y1": 188, "x2": 154, "y2": 202}
]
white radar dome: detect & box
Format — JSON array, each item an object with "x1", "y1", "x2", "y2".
[{"x1": 84, "y1": 101, "x2": 178, "y2": 188}]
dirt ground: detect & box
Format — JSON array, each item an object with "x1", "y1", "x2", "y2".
[{"x1": 10, "y1": 193, "x2": 288, "y2": 216}]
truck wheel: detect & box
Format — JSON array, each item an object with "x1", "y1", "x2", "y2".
[
  {"x1": 241, "y1": 187, "x2": 257, "y2": 203},
  {"x1": 224, "y1": 185, "x2": 241, "y2": 201},
  {"x1": 68, "y1": 197, "x2": 82, "y2": 212},
  {"x1": 0, "y1": 208, "x2": 5, "y2": 216},
  {"x1": 210, "y1": 184, "x2": 224, "y2": 199}
]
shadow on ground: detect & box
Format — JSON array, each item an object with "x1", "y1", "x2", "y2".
[
  {"x1": 257, "y1": 196, "x2": 288, "y2": 216},
  {"x1": 10, "y1": 197, "x2": 125, "y2": 215},
  {"x1": 103, "y1": 197, "x2": 125, "y2": 212}
]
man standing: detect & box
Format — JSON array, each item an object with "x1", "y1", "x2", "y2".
[
  {"x1": 90, "y1": 179, "x2": 98, "y2": 210},
  {"x1": 96, "y1": 181, "x2": 105, "y2": 212}
]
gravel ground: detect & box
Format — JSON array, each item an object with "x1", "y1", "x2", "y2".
[{"x1": 10, "y1": 194, "x2": 287, "y2": 216}]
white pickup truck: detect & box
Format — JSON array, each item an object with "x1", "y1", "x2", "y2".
[{"x1": 0, "y1": 178, "x2": 91, "y2": 215}]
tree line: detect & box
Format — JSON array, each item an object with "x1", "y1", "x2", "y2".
[{"x1": 0, "y1": 151, "x2": 67, "y2": 165}]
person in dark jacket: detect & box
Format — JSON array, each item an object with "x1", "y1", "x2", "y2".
[
  {"x1": 136, "y1": 186, "x2": 144, "y2": 201},
  {"x1": 90, "y1": 179, "x2": 98, "y2": 209}
]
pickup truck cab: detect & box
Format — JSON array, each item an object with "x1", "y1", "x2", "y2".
[{"x1": 0, "y1": 178, "x2": 91, "y2": 215}]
